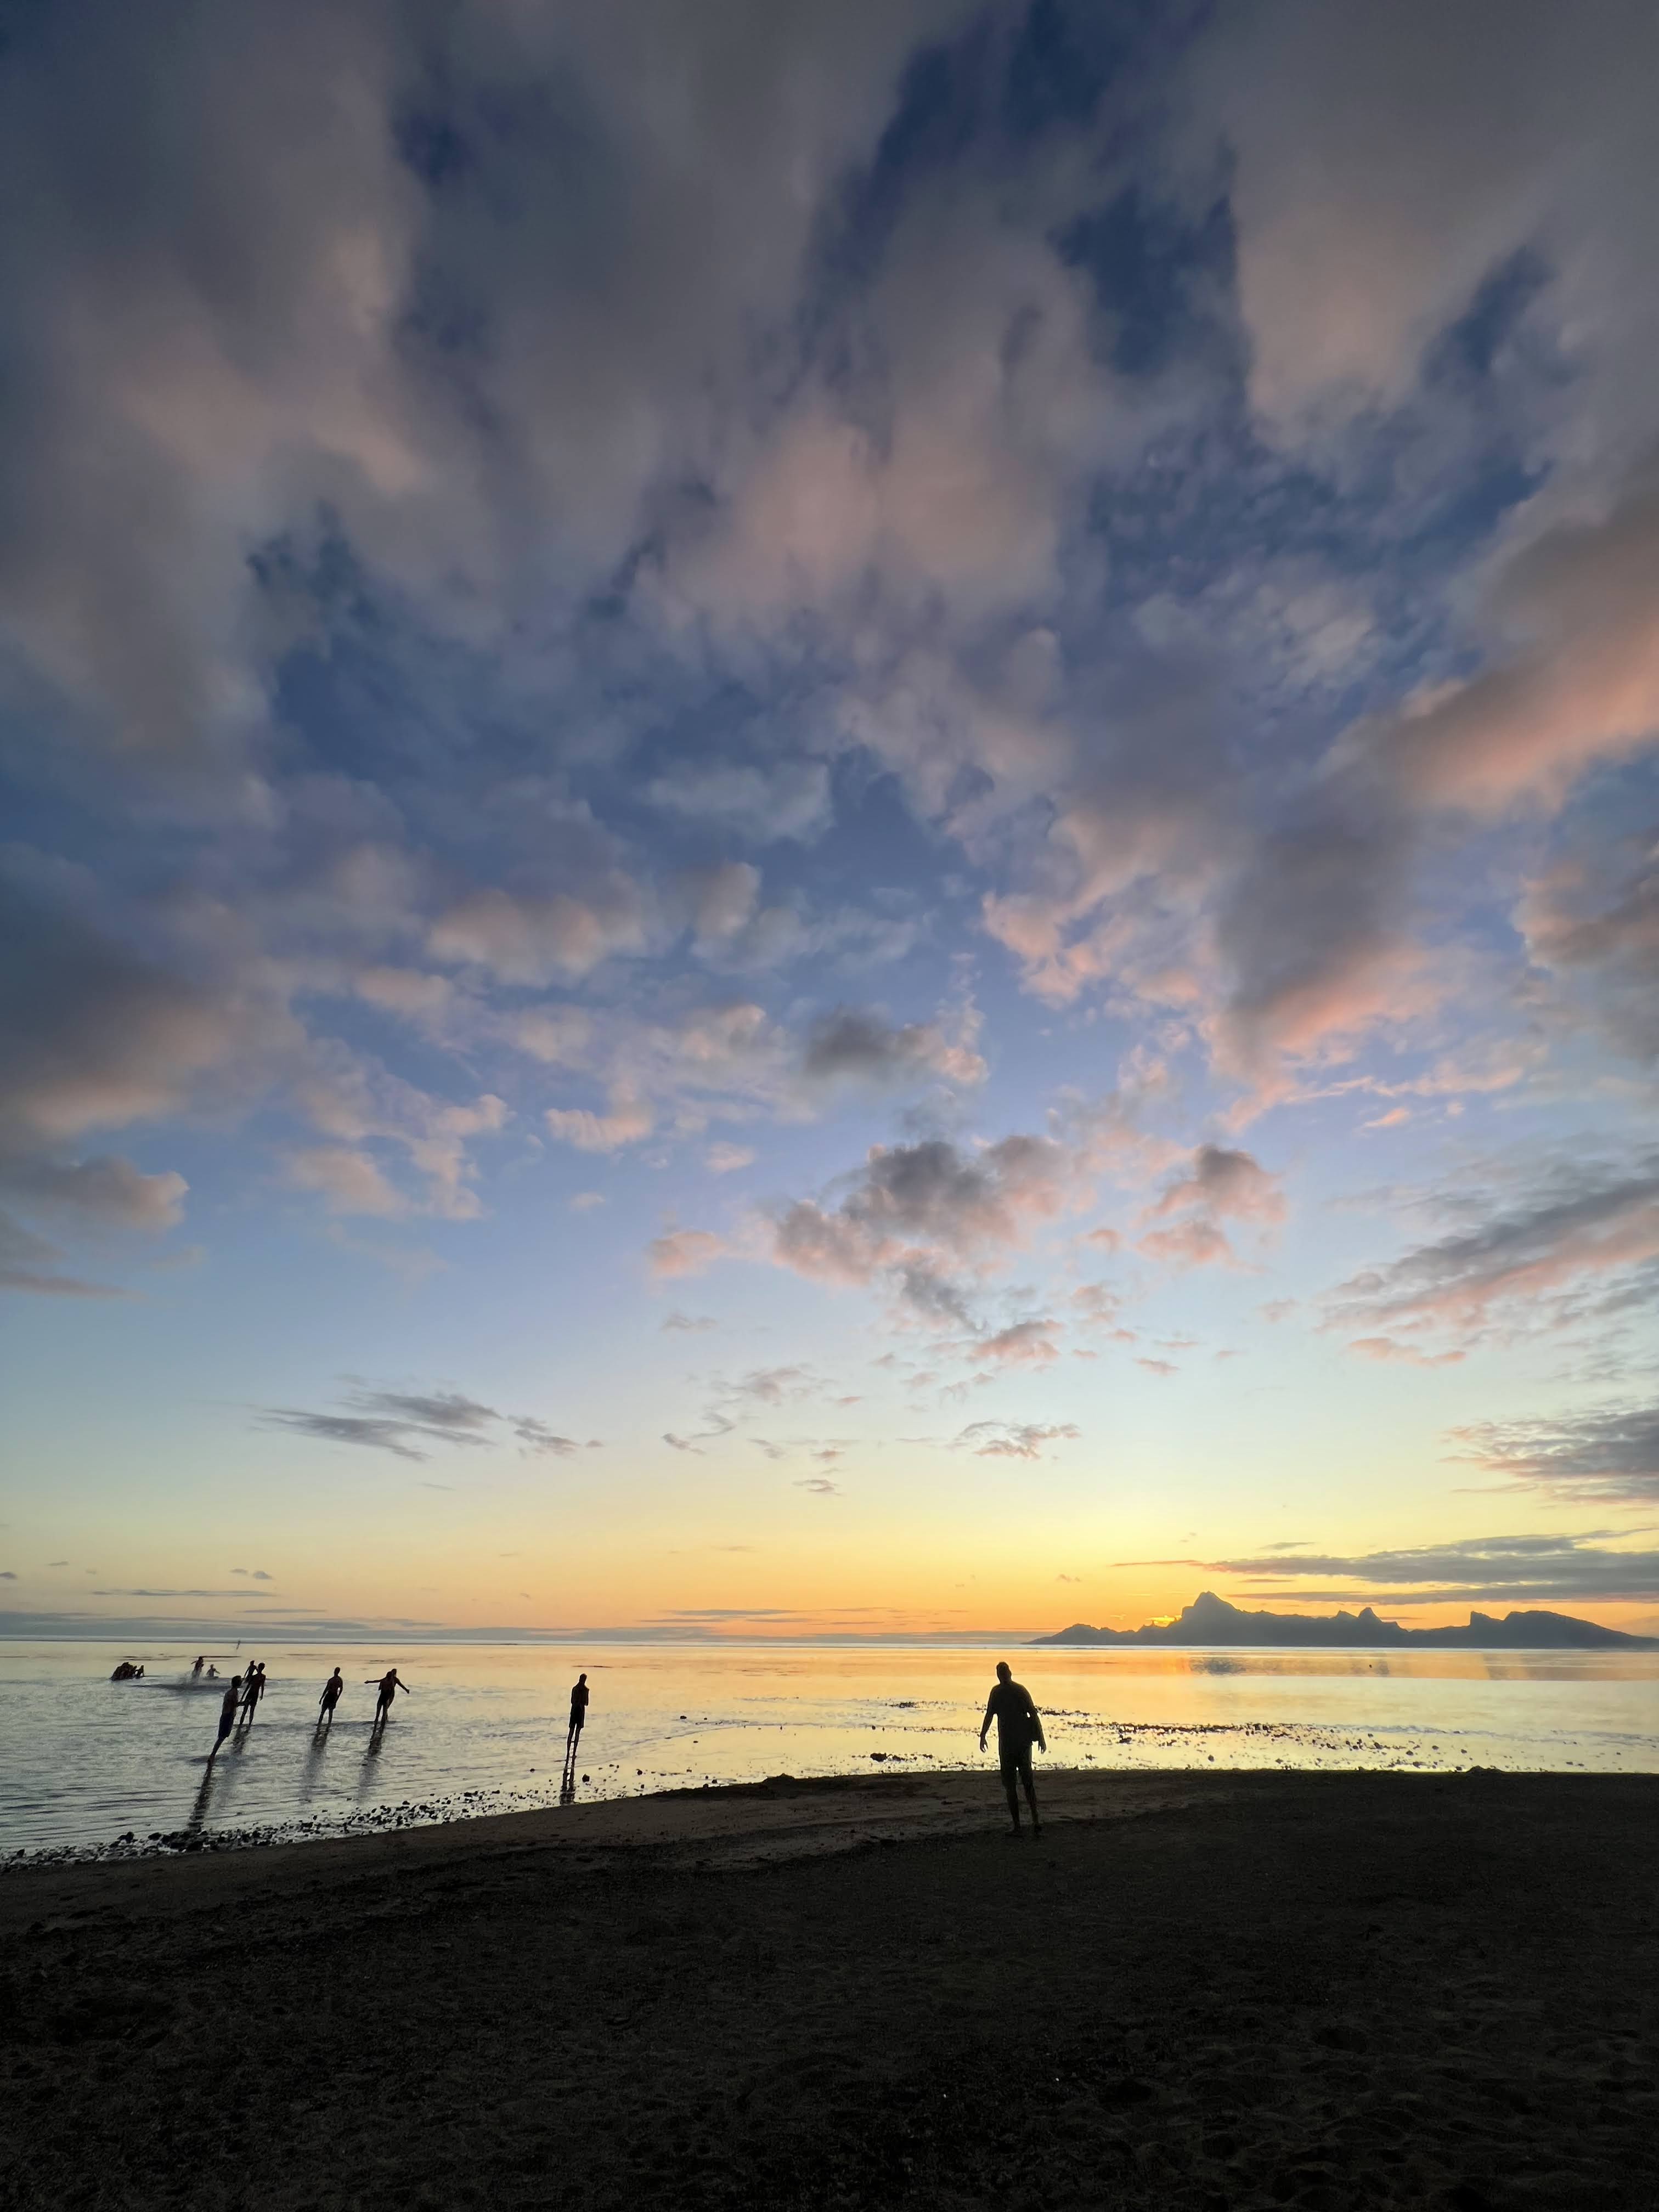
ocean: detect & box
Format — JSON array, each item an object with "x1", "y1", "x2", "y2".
[{"x1": 3, "y1": 1637, "x2": 1656, "y2": 1858}]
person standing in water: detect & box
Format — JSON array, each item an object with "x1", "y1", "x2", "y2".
[
  {"x1": 239, "y1": 1661, "x2": 267, "y2": 1724},
  {"x1": 191, "y1": 1655, "x2": 205, "y2": 1679},
  {"x1": 566, "y1": 1672, "x2": 590, "y2": 1756},
  {"x1": 318, "y1": 1668, "x2": 344, "y2": 1726},
  {"x1": 369, "y1": 1667, "x2": 410, "y2": 1727},
  {"x1": 979, "y1": 1661, "x2": 1046, "y2": 1836},
  {"x1": 210, "y1": 1675, "x2": 242, "y2": 1760}
]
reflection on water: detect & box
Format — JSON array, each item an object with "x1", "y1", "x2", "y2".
[{"x1": 2, "y1": 1638, "x2": 1655, "y2": 1855}]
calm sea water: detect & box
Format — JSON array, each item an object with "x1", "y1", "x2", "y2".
[{"x1": 2, "y1": 1639, "x2": 1656, "y2": 1857}]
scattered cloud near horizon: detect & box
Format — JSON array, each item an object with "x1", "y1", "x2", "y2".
[{"x1": 1114, "y1": 1533, "x2": 1659, "y2": 1607}]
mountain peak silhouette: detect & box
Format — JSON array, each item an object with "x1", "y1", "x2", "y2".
[{"x1": 1035, "y1": 1593, "x2": 1655, "y2": 1649}]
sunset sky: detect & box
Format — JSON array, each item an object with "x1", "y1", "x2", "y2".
[{"x1": 2, "y1": 0, "x2": 1656, "y2": 1642}]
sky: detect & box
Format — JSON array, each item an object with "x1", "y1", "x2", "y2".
[{"x1": 2, "y1": 0, "x2": 1657, "y2": 1643}]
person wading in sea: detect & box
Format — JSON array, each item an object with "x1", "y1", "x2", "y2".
[
  {"x1": 979, "y1": 1661, "x2": 1047, "y2": 1837},
  {"x1": 318, "y1": 1667, "x2": 344, "y2": 1727},
  {"x1": 566, "y1": 1672, "x2": 590, "y2": 1757},
  {"x1": 210, "y1": 1675, "x2": 242, "y2": 1760},
  {"x1": 369, "y1": 1668, "x2": 411, "y2": 1729},
  {"x1": 239, "y1": 1662, "x2": 267, "y2": 1725}
]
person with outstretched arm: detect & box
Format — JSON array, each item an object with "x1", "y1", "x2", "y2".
[
  {"x1": 979, "y1": 1660, "x2": 1047, "y2": 1836},
  {"x1": 369, "y1": 1668, "x2": 411, "y2": 1725}
]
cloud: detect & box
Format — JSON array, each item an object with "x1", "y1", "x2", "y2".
[
  {"x1": 0, "y1": 1209, "x2": 123, "y2": 1297},
  {"x1": 1364, "y1": 473, "x2": 1659, "y2": 814},
  {"x1": 428, "y1": 877, "x2": 650, "y2": 988},
  {"x1": 91, "y1": 1588, "x2": 279, "y2": 1601},
  {"x1": 647, "y1": 1228, "x2": 730, "y2": 1279},
  {"x1": 1137, "y1": 1143, "x2": 1285, "y2": 1269},
  {"x1": 512, "y1": 1417, "x2": 581, "y2": 1458},
  {"x1": 794, "y1": 1476, "x2": 840, "y2": 1495},
  {"x1": 1189, "y1": 1532, "x2": 1659, "y2": 1607},
  {"x1": 726, "y1": 1365, "x2": 815, "y2": 1406},
  {"x1": 1517, "y1": 834, "x2": 1659, "y2": 1064},
  {"x1": 259, "y1": 1411, "x2": 443, "y2": 1462},
  {"x1": 1195, "y1": 1, "x2": 1659, "y2": 437},
  {"x1": 798, "y1": 1006, "x2": 986, "y2": 1093},
  {"x1": 969, "y1": 1318, "x2": 1062, "y2": 1367},
  {"x1": 349, "y1": 1389, "x2": 497, "y2": 1434},
  {"x1": 257, "y1": 1384, "x2": 570, "y2": 1462},
  {"x1": 952, "y1": 1419, "x2": 1080, "y2": 1460},
  {"x1": 769, "y1": 1130, "x2": 1081, "y2": 1320},
  {"x1": 285, "y1": 1146, "x2": 411, "y2": 1218},
  {"x1": 705, "y1": 1143, "x2": 756, "y2": 1175},
  {"x1": 646, "y1": 758, "x2": 834, "y2": 843},
  {"x1": 1451, "y1": 1401, "x2": 1659, "y2": 1504},
  {"x1": 1328, "y1": 1154, "x2": 1659, "y2": 1350},
  {"x1": 1346, "y1": 1336, "x2": 1466, "y2": 1368},
  {"x1": 230, "y1": 1567, "x2": 274, "y2": 1581},
  {"x1": 545, "y1": 1090, "x2": 654, "y2": 1154},
  {"x1": 0, "y1": 870, "x2": 210, "y2": 1243},
  {"x1": 1152, "y1": 1144, "x2": 1287, "y2": 1223},
  {"x1": 661, "y1": 1310, "x2": 718, "y2": 1333}
]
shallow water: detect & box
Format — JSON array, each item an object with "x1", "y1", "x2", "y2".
[{"x1": 2, "y1": 1638, "x2": 1656, "y2": 1857}]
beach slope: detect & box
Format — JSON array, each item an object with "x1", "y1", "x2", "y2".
[{"x1": 2, "y1": 1769, "x2": 1655, "y2": 2209}]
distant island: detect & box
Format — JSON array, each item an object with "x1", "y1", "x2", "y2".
[{"x1": 1032, "y1": 1590, "x2": 1657, "y2": 1650}]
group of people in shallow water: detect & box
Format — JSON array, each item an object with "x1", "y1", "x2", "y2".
[
  {"x1": 204, "y1": 1658, "x2": 412, "y2": 1761},
  {"x1": 170, "y1": 1654, "x2": 1045, "y2": 1827}
]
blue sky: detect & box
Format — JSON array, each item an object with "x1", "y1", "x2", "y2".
[{"x1": 2, "y1": 0, "x2": 1656, "y2": 1639}]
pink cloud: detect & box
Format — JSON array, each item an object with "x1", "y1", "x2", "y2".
[
  {"x1": 646, "y1": 1228, "x2": 729, "y2": 1279},
  {"x1": 1372, "y1": 476, "x2": 1659, "y2": 813}
]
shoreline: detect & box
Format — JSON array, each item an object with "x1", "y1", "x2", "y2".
[
  {"x1": 4, "y1": 1764, "x2": 1217, "y2": 1879},
  {"x1": 1, "y1": 1748, "x2": 1559, "y2": 1874}
]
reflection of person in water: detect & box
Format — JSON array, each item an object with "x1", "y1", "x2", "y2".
[
  {"x1": 210, "y1": 1677, "x2": 242, "y2": 1760},
  {"x1": 979, "y1": 1661, "x2": 1046, "y2": 1836},
  {"x1": 318, "y1": 1668, "x2": 344, "y2": 1726}
]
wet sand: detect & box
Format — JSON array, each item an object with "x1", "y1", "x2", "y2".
[{"x1": 1, "y1": 1769, "x2": 1654, "y2": 2210}]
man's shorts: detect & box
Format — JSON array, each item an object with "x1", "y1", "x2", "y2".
[{"x1": 998, "y1": 1740, "x2": 1034, "y2": 1788}]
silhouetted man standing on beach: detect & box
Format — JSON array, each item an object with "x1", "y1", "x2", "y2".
[{"x1": 979, "y1": 1661, "x2": 1046, "y2": 1836}]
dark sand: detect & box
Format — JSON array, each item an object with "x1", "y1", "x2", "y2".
[{"x1": 2, "y1": 1769, "x2": 1655, "y2": 2211}]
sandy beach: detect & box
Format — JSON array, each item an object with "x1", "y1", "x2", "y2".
[{"x1": 1, "y1": 1769, "x2": 1655, "y2": 2210}]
